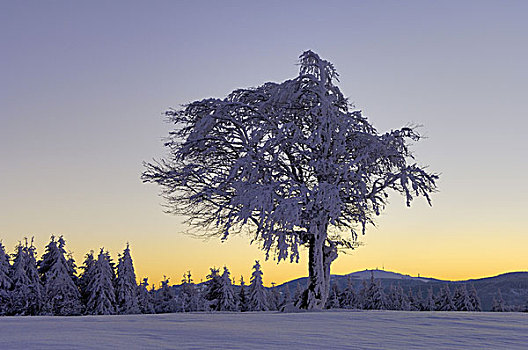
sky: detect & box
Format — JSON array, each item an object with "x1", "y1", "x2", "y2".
[{"x1": 1, "y1": 1, "x2": 527, "y2": 286}]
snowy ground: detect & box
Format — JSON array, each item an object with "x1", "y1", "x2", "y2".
[{"x1": 0, "y1": 311, "x2": 526, "y2": 349}]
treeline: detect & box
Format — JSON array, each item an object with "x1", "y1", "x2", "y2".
[
  {"x1": 0, "y1": 236, "x2": 146, "y2": 316},
  {"x1": 1, "y1": 237, "x2": 526, "y2": 316},
  {"x1": 324, "y1": 274, "x2": 482, "y2": 311},
  {"x1": 0, "y1": 237, "x2": 286, "y2": 316}
]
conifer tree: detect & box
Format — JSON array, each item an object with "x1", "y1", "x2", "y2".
[
  {"x1": 238, "y1": 276, "x2": 248, "y2": 312},
  {"x1": 267, "y1": 283, "x2": 281, "y2": 311},
  {"x1": 363, "y1": 273, "x2": 385, "y2": 310},
  {"x1": 409, "y1": 288, "x2": 422, "y2": 311},
  {"x1": 65, "y1": 251, "x2": 78, "y2": 285},
  {"x1": 180, "y1": 271, "x2": 202, "y2": 312},
  {"x1": 386, "y1": 284, "x2": 400, "y2": 310},
  {"x1": 491, "y1": 289, "x2": 505, "y2": 312},
  {"x1": 10, "y1": 243, "x2": 31, "y2": 315},
  {"x1": 248, "y1": 261, "x2": 268, "y2": 311},
  {"x1": 397, "y1": 284, "x2": 411, "y2": 311},
  {"x1": 281, "y1": 284, "x2": 292, "y2": 308},
  {"x1": 10, "y1": 239, "x2": 44, "y2": 315},
  {"x1": 115, "y1": 244, "x2": 140, "y2": 314},
  {"x1": 217, "y1": 266, "x2": 238, "y2": 311},
  {"x1": 468, "y1": 284, "x2": 481, "y2": 312},
  {"x1": 453, "y1": 285, "x2": 472, "y2": 311},
  {"x1": 137, "y1": 277, "x2": 155, "y2": 314},
  {"x1": 339, "y1": 277, "x2": 358, "y2": 309},
  {"x1": 40, "y1": 237, "x2": 82, "y2": 315},
  {"x1": 422, "y1": 287, "x2": 436, "y2": 311},
  {"x1": 78, "y1": 251, "x2": 96, "y2": 309},
  {"x1": 0, "y1": 242, "x2": 12, "y2": 315},
  {"x1": 293, "y1": 282, "x2": 303, "y2": 306},
  {"x1": 154, "y1": 277, "x2": 179, "y2": 313},
  {"x1": 204, "y1": 267, "x2": 222, "y2": 311},
  {"x1": 358, "y1": 279, "x2": 369, "y2": 310},
  {"x1": 57, "y1": 237, "x2": 79, "y2": 287},
  {"x1": 38, "y1": 235, "x2": 60, "y2": 284},
  {"x1": 325, "y1": 281, "x2": 341, "y2": 309},
  {"x1": 435, "y1": 285, "x2": 455, "y2": 311},
  {"x1": 86, "y1": 249, "x2": 116, "y2": 315}
]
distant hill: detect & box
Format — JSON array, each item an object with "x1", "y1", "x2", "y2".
[
  {"x1": 345, "y1": 269, "x2": 439, "y2": 283},
  {"x1": 275, "y1": 269, "x2": 528, "y2": 311}
]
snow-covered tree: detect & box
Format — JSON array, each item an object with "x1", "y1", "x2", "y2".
[
  {"x1": 204, "y1": 267, "x2": 222, "y2": 311},
  {"x1": 217, "y1": 266, "x2": 238, "y2": 311},
  {"x1": 453, "y1": 285, "x2": 473, "y2": 312},
  {"x1": 362, "y1": 273, "x2": 385, "y2": 310},
  {"x1": 435, "y1": 285, "x2": 455, "y2": 311},
  {"x1": 293, "y1": 282, "x2": 303, "y2": 305},
  {"x1": 143, "y1": 50, "x2": 439, "y2": 309},
  {"x1": 10, "y1": 239, "x2": 44, "y2": 315},
  {"x1": 407, "y1": 288, "x2": 419, "y2": 311},
  {"x1": 115, "y1": 244, "x2": 140, "y2": 314},
  {"x1": 40, "y1": 236, "x2": 82, "y2": 315},
  {"x1": 339, "y1": 277, "x2": 358, "y2": 309},
  {"x1": 0, "y1": 242, "x2": 12, "y2": 315},
  {"x1": 238, "y1": 276, "x2": 248, "y2": 312},
  {"x1": 386, "y1": 284, "x2": 401, "y2": 310},
  {"x1": 38, "y1": 235, "x2": 60, "y2": 283},
  {"x1": 421, "y1": 287, "x2": 436, "y2": 311},
  {"x1": 281, "y1": 284, "x2": 292, "y2": 308},
  {"x1": 248, "y1": 261, "x2": 268, "y2": 311},
  {"x1": 153, "y1": 277, "x2": 179, "y2": 313},
  {"x1": 325, "y1": 281, "x2": 341, "y2": 309},
  {"x1": 137, "y1": 277, "x2": 155, "y2": 314},
  {"x1": 268, "y1": 283, "x2": 281, "y2": 311},
  {"x1": 491, "y1": 289, "x2": 505, "y2": 312},
  {"x1": 468, "y1": 284, "x2": 481, "y2": 312},
  {"x1": 180, "y1": 271, "x2": 203, "y2": 312},
  {"x1": 78, "y1": 250, "x2": 96, "y2": 309},
  {"x1": 86, "y1": 249, "x2": 116, "y2": 315},
  {"x1": 386, "y1": 284, "x2": 409, "y2": 311}
]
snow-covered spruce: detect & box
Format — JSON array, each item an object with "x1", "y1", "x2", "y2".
[
  {"x1": 453, "y1": 284, "x2": 473, "y2": 312},
  {"x1": 153, "y1": 277, "x2": 179, "y2": 313},
  {"x1": 86, "y1": 249, "x2": 116, "y2": 315},
  {"x1": 179, "y1": 271, "x2": 205, "y2": 312},
  {"x1": 491, "y1": 289, "x2": 506, "y2": 312},
  {"x1": 238, "y1": 276, "x2": 249, "y2": 312},
  {"x1": 115, "y1": 243, "x2": 140, "y2": 314},
  {"x1": 0, "y1": 241, "x2": 12, "y2": 315},
  {"x1": 39, "y1": 236, "x2": 82, "y2": 315},
  {"x1": 339, "y1": 276, "x2": 359, "y2": 309},
  {"x1": 10, "y1": 239, "x2": 44, "y2": 315},
  {"x1": 267, "y1": 284, "x2": 281, "y2": 311},
  {"x1": 204, "y1": 268, "x2": 222, "y2": 311},
  {"x1": 248, "y1": 261, "x2": 268, "y2": 311},
  {"x1": 137, "y1": 277, "x2": 155, "y2": 314},
  {"x1": 78, "y1": 250, "x2": 96, "y2": 310},
  {"x1": 143, "y1": 50, "x2": 438, "y2": 309},
  {"x1": 325, "y1": 281, "x2": 341, "y2": 309},
  {"x1": 468, "y1": 284, "x2": 482, "y2": 311},
  {"x1": 362, "y1": 273, "x2": 386, "y2": 310},
  {"x1": 435, "y1": 285, "x2": 455, "y2": 311},
  {"x1": 217, "y1": 267, "x2": 238, "y2": 311}
]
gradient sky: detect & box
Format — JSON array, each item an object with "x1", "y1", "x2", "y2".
[{"x1": 1, "y1": 1, "x2": 527, "y2": 286}]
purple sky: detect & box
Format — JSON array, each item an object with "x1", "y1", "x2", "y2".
[{"x1": 1, "y1": 1, "x2": 527, "y2": 285}]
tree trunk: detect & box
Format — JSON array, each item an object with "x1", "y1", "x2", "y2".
[{"x1": 296, "y1": 216, "x2": 338, "y2": 309}]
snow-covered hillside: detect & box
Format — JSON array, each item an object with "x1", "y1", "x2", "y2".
[{"x1": 0, "y1": 311, "x2": 526, "y2": 349}]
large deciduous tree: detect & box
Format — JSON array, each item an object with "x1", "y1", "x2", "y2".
[{"x1": 143, "y1": 51, "x2": 438, "y2": 309}]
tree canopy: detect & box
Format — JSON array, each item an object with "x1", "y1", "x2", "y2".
[{"x1": 143, "y1": 50, "x2": 438, "y2": 308}]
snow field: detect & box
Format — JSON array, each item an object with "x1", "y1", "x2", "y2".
[{"x1": 1, "y1": 310, "x2": 526, "y2": 349}]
